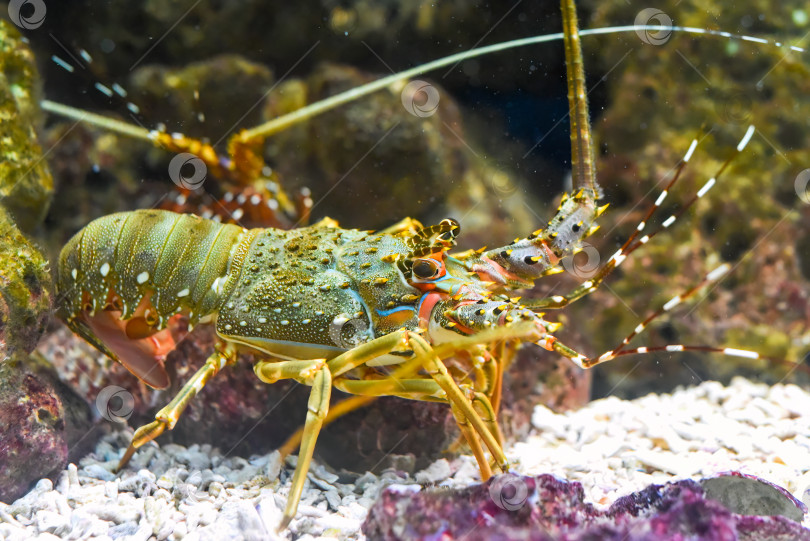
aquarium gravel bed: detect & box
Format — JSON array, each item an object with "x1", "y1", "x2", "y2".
[{"x1": 2, "y1": 376, "x2": 809, "y2": 540}]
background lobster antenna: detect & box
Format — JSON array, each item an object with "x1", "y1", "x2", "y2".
[{"x1": 42, "y1": 27, "x2": 805, "y2": 149}]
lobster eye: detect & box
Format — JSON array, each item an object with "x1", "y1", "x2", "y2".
[{"x1": 413, "y1": 258, "x2": 440, "y2": 279}]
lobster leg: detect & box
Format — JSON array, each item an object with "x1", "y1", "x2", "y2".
[
  {"x1": 256, "y1": 335, "x2": 414, "y2": 529},
  {"x1": 116, "y1": 343, "x2": 237, "y2": 470},
  {"x1": 255, "y1": 358, "x2": 333, "y2": 532},
  {"x1": 450, "y1": 399, "x2": 493, "y2": 481},
  {"x1": 254, "y1": 330, "x2": 508, "y2": 528},
  {"x1": 471, "y1": 391, "x2": 503, "y2": 449},
  {"x1": 280, "y1": 338, "x2": 515, "y2": 460},
  {"x1": 277, "y1": 394, "x2": 377, "y2": 459},
  {"x1": 323, "y1": 327, "x2": 507, "y2": 472},
  {"x1": 407, "y1": 333, "x2": 508, "y2": 473},
  {"x1": 279, "y1": 347, "x2": 500, "y2": 462},
  {"x1": 335, "y1": 377, "x2": 494, "y2": 480}
]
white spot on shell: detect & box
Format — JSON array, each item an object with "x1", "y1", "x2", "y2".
[
  {"x1": 176, "y1": 288, "x2": 190, "y2": 298},
  {"x1": 71, "y1": 268, "x2": 78, "y2": 280},
  {"x1": 99, "y1": 263, "x2": 110, "y2": 277},
  {"x1": 211, "y1": 276, "x2": 225, "y2": 294},
  {"x1": 136, "y1": 271, "x2": 149, "y2": 284},
  {"x1": 258, "y1": 317, "x2": 267, "y2": 323}
]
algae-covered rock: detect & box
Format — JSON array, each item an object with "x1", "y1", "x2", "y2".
[
  {"x1": 0, "y1": 19, "x2": 52, "y2": 233},
  {"x1": 0, "y1": 21, "x2": 52, "y2": 358},
  {"x1": 0, "y1": 352, "x2": 95, "y2": 503},
  {"x1": 0, "y1": 185, "x2": 50, "y2": 357}
]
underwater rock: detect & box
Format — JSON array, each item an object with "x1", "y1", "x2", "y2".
[
  {"x1": 0, "y1": 21, "x2": 53, "y2": 358},
  {"x1": 0, "y1": 207, "x2": 50, "y2": 357},
  {"x1": 362, "y1": 473, "x2": 810, "y2": 540},
  {"x1": 128, "y1": 54, "x2": 274, "y2": 140},
  {"x1": 0, "y1": 20, "x2": 53, "y2": 233},
  {"x1": 263, "y1": 62, "x2": 467, "y2": 229},
  {"x1": 0, "y1": 352, "x2": 96, "y2": 503},
  {"x1": 701, "y1": 472, "x2": 807, "y2": 523}
]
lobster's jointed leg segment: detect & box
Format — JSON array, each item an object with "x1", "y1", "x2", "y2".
[
  {"x1": 256, "y1": 357, "x2": 333, "y2": 532},
  {"x1": 116, "y1": 343, "x2": 238, "y2": 470},
  {"x1": 254, "y1": 330, "x2": 509, "y2": 529}
]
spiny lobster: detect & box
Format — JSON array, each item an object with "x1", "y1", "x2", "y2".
[{"x1": 48, "y1": 0, "x2": 807, "y2": 530}]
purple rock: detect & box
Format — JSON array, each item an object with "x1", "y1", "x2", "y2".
[
  {"x1": 0, "y1": 353, "x2": 97, "y2": 503},
  {"x1": 362, "y1": 473, "x2": 810, "y2": 541}
]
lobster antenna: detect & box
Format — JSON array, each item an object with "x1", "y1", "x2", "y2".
[
  {"x1": 561, "y1": 0, "x2": 597, "y2": 195},
  {"x1": 41, "y1": 27, "x2": 805, "y2": 145},
  {"x1": 41, "y1": 99, "x2": 152, "y2": 142}
]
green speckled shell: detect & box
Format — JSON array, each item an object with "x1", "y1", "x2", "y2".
[
  {"x1": 216, "y1": 224, "x2": 422, "y2": 359},
  {"x1": 58, "y1": 209, "x2": 423, "y2": 362}
]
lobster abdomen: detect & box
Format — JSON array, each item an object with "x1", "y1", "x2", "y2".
[{"x1": 57, "y1": 209, "x2": 248, "y2": 387}]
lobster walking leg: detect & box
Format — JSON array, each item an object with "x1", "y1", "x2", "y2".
[
  {"x1": 117, "y1": 343, "x2": 237, "y2": 470},
  {"x1": 325, "y1": 330, "x2": 506, "y2": 471},
  {"x1": 254, "y1": 331, "x2": 509, "y2": 526},
  {"x1": 449, "y1": 399, "x2": 493, "y2": 480},
  {"x1": 336, "y1": 377, "x2": 495, "y2": 480},
  {"x1": 407, "y1": 334, "x2": 508, "y2": 473},
  {"x1": 277, "y1": 394, "x2": 377, "y2": 459},
  {"x1": 256, "y1": 357, "x2": 333, "y2": 532},
  {"x1": 471, "y1": 391, "x2": 503, "y2": 448}
]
